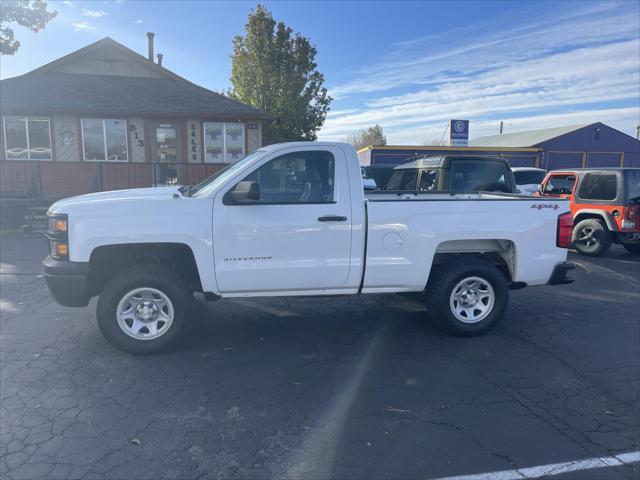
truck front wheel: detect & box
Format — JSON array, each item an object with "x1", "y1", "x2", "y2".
[
  {"x1": 424, "y1": 259, "x2": 508, "y2": 336},
  {"x1": 96, "y1": 265, "x2": 193, "y2": 354}
]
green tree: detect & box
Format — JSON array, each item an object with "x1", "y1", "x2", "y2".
[
  {"x1": 1, "y1": 0, "x2": 57, "y2": 55},
  {"x1": 230, "y1": 5, "x2": 332, "y2": 144},
  {"x1": 344, "y1": 124, "x2": 387, "y2": 150}
]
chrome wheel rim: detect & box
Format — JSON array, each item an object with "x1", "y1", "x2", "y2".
[
  {"x1": 449, "y1": 276, "x2": 495, "y2": 324},
  {"x1": 577, "y1": 227, "x2": 598, "y2": 249},
  {"x1": 116, "y1": 287, "x2": 174, "y2": 340}
]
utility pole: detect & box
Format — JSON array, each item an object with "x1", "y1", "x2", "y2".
[
  {"x1": 499, "y1": 121, "x2": 504, "y2": 134},
  {"x1": 439, "y1": 122, "x2": 450, "y2": 146},
  {"x1": 636, "y1": 124, "x2": 640, "y2": 140}
]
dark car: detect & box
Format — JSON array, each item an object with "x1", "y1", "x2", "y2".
[{"x1": 381, "y1": 155, "x2": 517, "y2": 193}]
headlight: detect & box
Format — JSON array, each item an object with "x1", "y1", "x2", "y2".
[
  {"x1": 48, "y1": 216, "x2": 67, "y2": 234},
  {"x1": 47, "y1": 213, "x2": 69, "y2": 259},
  {"x1": 50, "y1": 242, "x2": 69, "y2": 258}
]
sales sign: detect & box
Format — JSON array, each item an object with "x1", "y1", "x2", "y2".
[{"x1": 450, "y1": 119, "x2": 469, "y2": 146}]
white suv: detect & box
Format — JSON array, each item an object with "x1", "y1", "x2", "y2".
[{"x1": 512, "y1": 167, "x2": 546, "y2": 195}]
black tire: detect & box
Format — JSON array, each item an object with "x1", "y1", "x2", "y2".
[
  {"x1": 623, "y1": 243, "x2": 640, "y2": 255},
  {"x1": 424, "y1": 258, "x2": 509, "y2": 337},
  {"x1": 96, "y1": 265, "x2": 193, "y2": 354},
  {"x1": 572, "y1": 218, "x2": 612, "y2": 256}
]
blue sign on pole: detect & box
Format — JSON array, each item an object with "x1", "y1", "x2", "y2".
[{"x1": 450, "y1": 119, "x2": 469, "y2": 146}]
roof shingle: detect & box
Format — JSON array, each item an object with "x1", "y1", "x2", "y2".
[{"x1": 0, "y1": 72, "x2": 270, "y2": 119}]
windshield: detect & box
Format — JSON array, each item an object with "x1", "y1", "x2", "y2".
[
  {"x1": 190, "y1": 149, "x2": 268, "y2": 197},
  {"x1": 514, "y1": 170, "x2": 546, "y2": 185},
  {"x1": 627, "y1": 169, "x2": 640, "y2": 202}
]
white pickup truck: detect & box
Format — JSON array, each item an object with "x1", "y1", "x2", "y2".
[{"x1": 43, "y1": 142, "x2": 575, "y2": 354}]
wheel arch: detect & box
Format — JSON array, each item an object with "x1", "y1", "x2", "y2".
[
  {"x1": 87, "y1": 243, "x2": 203, "y2": 297},
  {"x1": 430, "y1": 239, "x2": 517, "y2": 286},
  {"x1": 573, "y1": 210, "x2": 616, "y2": 231}
]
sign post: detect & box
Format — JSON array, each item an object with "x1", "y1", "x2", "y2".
[{"x1": 449, "y1": 120, "x2": 469, "y2": 146}]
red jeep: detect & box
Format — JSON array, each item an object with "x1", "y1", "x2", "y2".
[{"x1": 539, "y1": 168, "x2": 640, "y2": 256}]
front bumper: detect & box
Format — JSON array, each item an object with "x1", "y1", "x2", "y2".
[
  {"x1": 42, "y1": 256, "x2": 91, "y2": 307},
  {"x1": 547, "y1": 261, "x2": 576, "y2": 285}
]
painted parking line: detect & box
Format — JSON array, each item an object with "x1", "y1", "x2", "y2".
[
  {"x1": 572, "y1": 260, "x2": 639, "y2": 283},
  {"x1": 431, "y1": 450, "x2": 639, "y2": 480}
]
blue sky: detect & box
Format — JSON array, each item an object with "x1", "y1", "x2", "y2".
[{"x1": 2, "y1": 0, "x2": 639, "y2": 143}]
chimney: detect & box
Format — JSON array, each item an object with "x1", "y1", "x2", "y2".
[
  {"x1": 146, "y1": 32, "x2": 155, "y2": 61},
  {"x1": 157, "y1": 53, "x2": 163, "y2": 67}
]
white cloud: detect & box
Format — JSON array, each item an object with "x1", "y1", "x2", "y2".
[
  {"x1": 73, "y1": 21, "x2": 95, "y2": 32},
  {"x1": 82, "y1": 9, "x2": 107, "y2": 18},
  {"x1": 371, "y1": 107, "x2": 640, "y2": 145},
  {"x1": 134, "y1": 19, "x2": 143, "y2": 24},
  {"x1": 320, "y1": 1, "x2": 640, "y2": 143},
  {"x1": 321, "y1": 41, "x2": 639, "y2": 135},
  {"x1": 63, "y1": 1, "x2": 73, "y2": 5},
  {"x1": 327, "y1": 108, "x2": 360, "y2": 117}
]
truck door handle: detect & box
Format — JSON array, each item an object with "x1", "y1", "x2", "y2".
[{"x1": 317, "y1": 215, "x2": 347, "y2": 222}]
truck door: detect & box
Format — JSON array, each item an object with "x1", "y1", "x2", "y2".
[{"x1": 212, "y1": 146, "x2": 353, "y2": 293}]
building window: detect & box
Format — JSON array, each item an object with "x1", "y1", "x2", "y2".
[
  {"x1": 2, "y1": 117, "x2": 52, "y2": 160},
  {"x1": 203, "y1": 122, "x2": 245, "y2": 163},
  {"x1": 81, "y1": 119, "x2": 128, "y2": 161}
]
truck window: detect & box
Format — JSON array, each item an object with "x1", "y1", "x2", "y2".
[
  {"x1": 577, "y1": 173, "x2": 617, "y2": 201},
  {"x1": 241, "y1": 150, "x2": 335, "y2": 204},
  {"x1": 450, "y1": 161, "x2": 510, "y2": 192},
  {"x1": 418, "y1": 169, "x2": 438, "y2": 191},
  {"x1": 544, "y1": 175, "x2": 576, "y2": 195},
  {"x1": 385, "y1": 169, "x2": 418, "y2": 190}
]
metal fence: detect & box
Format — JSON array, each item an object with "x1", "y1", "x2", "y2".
[{"x1": 0, "y1": 161, "x2": 227, "y2": 201}]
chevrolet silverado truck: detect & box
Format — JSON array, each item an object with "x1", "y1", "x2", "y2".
[{"x1": 43, "y1": 142, "x2": 575, "y2": 354}]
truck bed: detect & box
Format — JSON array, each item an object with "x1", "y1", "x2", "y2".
[{"x1": 361, "y1": 191, "x2": 568, "y2": 293}]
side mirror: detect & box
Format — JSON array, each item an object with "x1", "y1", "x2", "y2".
[
  {"x1": 228, "y1": 181, "x2": 260, "y2": 204},
  {"x1": 537, "y1": 184, "x2": 544, "y2": 196}
]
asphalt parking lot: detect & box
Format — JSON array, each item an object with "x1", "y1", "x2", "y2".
[{"x1": 1, "y1": 233, "x2": 638, "y2": 480}]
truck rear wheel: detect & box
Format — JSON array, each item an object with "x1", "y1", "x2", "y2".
[
  {"x1": 572, "y1": 218, "x2": 611, "y2": 256},
  {"x1": 96, "y1": 265, "x2": 193, "y2": 354},
  {"x1": 424, "y1": 258, "x2": 508, "y2": 336}
]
